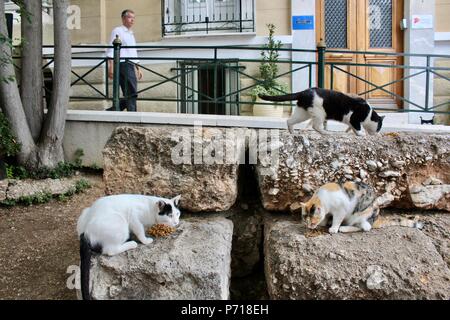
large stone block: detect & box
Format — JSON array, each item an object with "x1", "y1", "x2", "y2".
[
  {"x1": 103, "y1": 126, "x2": 244, "y2": 212},
  {"x1": 79, "y1": 217, "x2": 233, "y2": 300},
  {"x1": 256, "y1": 131, "x2": 450, "y2": 211},
  {"x1": 264, "y1": 219, "x2": 450, "y2": 299}
]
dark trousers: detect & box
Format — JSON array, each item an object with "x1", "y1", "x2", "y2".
[{"x1": 118, "y1": 62, "x2": 137, "y2": 112}]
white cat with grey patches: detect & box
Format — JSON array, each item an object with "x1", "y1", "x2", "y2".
[
  {"x1": 77, "y1": 194, "x2": 181, "y2": 300},
  {"x1": 259, "y1": 88, "x2": 385, "y2": 136}
]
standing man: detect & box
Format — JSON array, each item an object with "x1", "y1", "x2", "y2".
[{"x1": 106, "y1": 9, "x2": 143, "y2": 111}]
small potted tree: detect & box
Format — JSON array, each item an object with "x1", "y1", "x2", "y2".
[{"x1": 250, "y1": 24, "x2": 288, "y2": 117}]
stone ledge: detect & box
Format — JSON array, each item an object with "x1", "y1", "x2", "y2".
[
  {"x1": 264, "y1": 218, "x2": 450, "y2": 299},
  {"x1": 78, "y1": 217, "x2": 233, "y2": 300}
]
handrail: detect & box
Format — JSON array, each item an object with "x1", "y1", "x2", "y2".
[
  {"x1": 15, "y1": 43, "x2": 448, "y2": 117},
  {"x1": 37, "y1": 44, "x2": 450, "y2": 59}
]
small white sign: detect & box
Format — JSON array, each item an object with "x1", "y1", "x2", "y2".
[{"x1": 411, "y1": 15, "x2": 433, "y2": 29}]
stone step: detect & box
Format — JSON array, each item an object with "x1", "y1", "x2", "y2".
[
  {"x1": 77, "y1": 217, "x2": 233, "y2": 300},
  {"x1": 264, "y1": 217, "x2": 450, "y2": 299},
  {"x1": 103, "y1": 126, "x2": 245, "y2": 212},
  {"x1": 255, "y1": 131, "x2": 450, "y2": 212}
]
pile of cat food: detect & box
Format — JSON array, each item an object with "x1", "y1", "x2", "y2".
[
  {"x1": 304, "y1": 228, "x2": 327, "y2": 238},
  {"x1": 383, "y1": 132, "x2": 400, "y2": 138},
  {"x1": 147, "y1": 224, "x2": 176, "y2": 238}
]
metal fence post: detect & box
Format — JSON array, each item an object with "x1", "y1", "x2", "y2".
[
  {"x1": 425, "y1": 56, "x2": 431, "y2": 112},
  {"x1": 112, "y1": 35, "x2": 122, "y2": 111},
  {"x1": 317, "y1": 39, "x2": 326, "y2": 89}
]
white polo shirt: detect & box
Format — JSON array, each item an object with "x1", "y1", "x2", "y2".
[{"x1": 106, "y1": 25, "x2": 139, "y2": 63}]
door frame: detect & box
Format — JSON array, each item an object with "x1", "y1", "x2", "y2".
[{"x1": 315, "y1": 0, "x2": 404, "y2": 107}]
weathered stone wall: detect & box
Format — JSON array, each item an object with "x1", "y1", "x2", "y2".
[
  {"x1": 96, "y1": 126, "x2": 450, "y2": 300},
  {"x1": 256, "y1": 131, "x2": 450, "y2": 212}
]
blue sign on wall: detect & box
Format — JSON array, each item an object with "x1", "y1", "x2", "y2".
[{"x1": 292, "y1": 15, "x2": 314, "y2": 30}]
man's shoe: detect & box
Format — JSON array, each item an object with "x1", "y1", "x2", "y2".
[{"x1": 105, "y1": 106, "x2": 115, "y2": 111}]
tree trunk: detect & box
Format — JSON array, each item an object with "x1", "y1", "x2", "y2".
[
  {"x1": 20, "y1": 0, "x2": 43, "y2": 142},
  {"x1": 37, "y1": 0, "x2": 71, "y2": 167},
  {"x1": 0, "y1": 0, "x2": 37, "y2": 166}
]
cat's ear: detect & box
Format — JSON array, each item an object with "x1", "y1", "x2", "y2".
[
  {"x1": 380, "y1": 116, "x2": 386, "y2": 121},
  {"x1": 172, "y1": 195, "x2": 181, "y2": 206},
  {"x1": 157, "y1": 200, "x2": 166, "y2": 211}
]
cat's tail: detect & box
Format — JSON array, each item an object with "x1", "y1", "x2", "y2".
[
  {"x1": 372, "y1": 216, "x2": 424, "y2": 230},
  {"x1": 80, "y1": 233, "x2": 93, "y2": 300},
  {"x1": 259, "y1": 92, "x2": 301, "y2": 102}
]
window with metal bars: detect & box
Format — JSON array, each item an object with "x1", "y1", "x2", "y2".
[
  {"x1": 177, "y1": 60, "x2": 240, "y2": 115},
  {"x1": 162, "y1": 0, "x2": 255, "y2": 36}
]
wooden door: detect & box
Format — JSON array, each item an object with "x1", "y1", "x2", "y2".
[{"x1": 317, "y1": 0, "x2": 404, "y2": 108}]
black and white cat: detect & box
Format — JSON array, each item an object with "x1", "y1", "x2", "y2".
[
  {"x1": 259, "y1": 88, "x2": 385, "y2": 136},
  {"x1": 76, "y1": 194, "x2": 181, "y2": 300},
  {"x1": 420, "y1": 116, "x2": 434, "y2": 125}
]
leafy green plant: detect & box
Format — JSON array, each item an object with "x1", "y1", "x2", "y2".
[
  {"x1": 0, "y1": 112, "x2": 21, "y2": 158},
  {"x1": 73, "y1": 148, "x2": 84, "y2": 168},
  {"x1": 74, "y1": 179, "x2": 91, "y2": 193},
  {"x1": 250, "y1": 24, "x2": 288, "y2": 101},
  {"x1": 3, "y1": 148, "x2": 87, "y2": 181}
]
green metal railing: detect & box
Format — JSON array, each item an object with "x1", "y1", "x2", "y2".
[{"x1": 34, "y1": 42, "x2": 450, "y2": 116}]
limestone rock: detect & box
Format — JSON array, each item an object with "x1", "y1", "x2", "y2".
[
  {"x1": 5, "y1": 178, "x2": 83, "y2": 200},
  {"x1": 366, "y1": 160, "x2": 378, "y2": 172},
  {"x1": 79, "y1": 217, "x2": 233, "y2": 300},
  {"x1": 409, "y1": 184, "x2": 450, "y2": 211},
  {"x1": 103, "y1": 126, "x2": 244, "y2": 212},
  {"x1": 264, "y1": 219, "x2": 450, "y2": 299},
  {"x1": 420, "y1": 214, "x2": 450, "y2": 269},
  {"x1": 379, "y1": 171, "x2": 401, "y2": 178},
  {"x1": 256, "y1": 132, "x2": 450, "y2": 211}
]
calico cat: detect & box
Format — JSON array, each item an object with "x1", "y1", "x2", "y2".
[
  {"x1": 259, "y1": 88, "x2": 385, "y2": 136},
  {"x1": 300, "y1": 182, "x2": 422, "y2": 234},
  {"x1": 77, "y1": 194, "x2": 181, "y2": 300}
]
